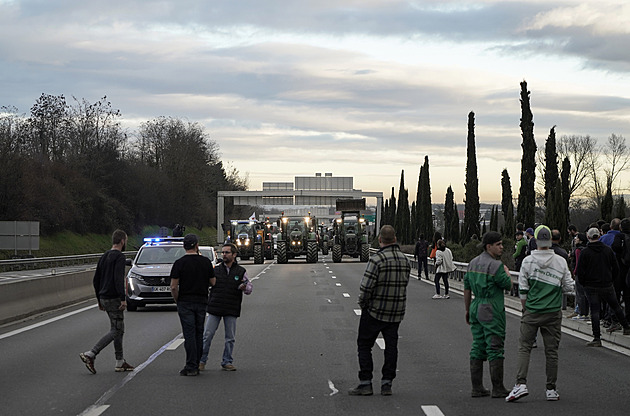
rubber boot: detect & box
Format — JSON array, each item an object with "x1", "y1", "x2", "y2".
[
  {"x1": 489, "y1": 358, "x2": 510, "y2": 398},
  {"x1": 470, "y1": 359, "x2": 490, "y2": 397}
]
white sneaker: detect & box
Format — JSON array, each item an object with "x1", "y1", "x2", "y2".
[
  {"x1": 546, "y1": 389, "x2": 560, "y2": 401},
  {"x1": 506, "y1": 384, "x2": 529, "y2": 402},
  {"x1": 432, "y1": 294, "x2": 442, "y2": 299},
  {"x1": 442, "y1": 294, "x2": 450, "y2": 299}
]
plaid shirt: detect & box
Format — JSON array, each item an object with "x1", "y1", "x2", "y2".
[{"x1": 358, "y1": 244, "x2": 411, "y2": 322}]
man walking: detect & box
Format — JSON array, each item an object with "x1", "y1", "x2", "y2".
[
  {"x1": 80, "y1": 229, "x2": 134, "y2": 374},
  {"x1": 349, "y1": 225, "x2": 411, "y2": 396},
  {"x1": 576, "y1": 228, "x2": 630, "y2": 346},
  {"x1": 506, "y1": 225, "x2": 575, "y2": 402},
  {"x1": 414, "y1": 234, "x2": 429, "y2": 280},
  {"x1": 199, "y1": 243, "x2": 252, "y2": 371},
  {"x1": 170, "y1": 234, "x2": 216, "y2": 376},
  {"x1": 464, "y1": 231, "x2": 512, "y2": 398}
]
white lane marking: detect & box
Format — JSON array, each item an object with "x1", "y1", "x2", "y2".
[
  {"x1": 329, "y1": 271, "x2": 333, "y2": 273},
  {"x1": 0, "y1": 304, "x2": 97, "y2": 340},
  {"x1": 166, "y1": 338, "x2": 185, "y2": 350},
  {"x1": 328, "y1": 380, "x2": 339, "y2": 396},
  {"x1": 80, "y1": 405, "x2": 110, "y2": 416},
  {"x1": 335, "y1": 283, "x2": 341, "y2": 287},
  {"x1": 343, "y1": 293, "x2": 350, "y2": 298},
  {"x1": 326, "y1": 266, "x2": 329, "y2": 268},
  {"x1": 332, "y1": 276, "x2": 336, "y2": 279},
  {"x1": 326, "y1": 299, "x2": 332, "y2": 304},
  {"x1": 354, "y1": 309, "x2": 361, "y2": 315},
  {"x1": 421, "y1": 405, "x2": 445, "y2": 416},
  {"x1": 251, "y1": 263, "x2": 275, "y2": 281},
  {"x1": 376, "y1": 338, "x2": 385, "y2": 349},
  {"x1": 78, "y1": 333, "x2": 183, "y2": 416}
]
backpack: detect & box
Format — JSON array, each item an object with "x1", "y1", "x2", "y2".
[{"x1": 621, "y1": 233, "x2": 630, "y2": 267}]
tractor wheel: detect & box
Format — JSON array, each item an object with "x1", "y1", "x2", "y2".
[
  {"x1": 277, "y1": 241, "x2": 288, "y2": 264},
  {"x1": 332, "y1": 244, "x2": 342, "y2": 263},
  {"x1": 307, "y1": 242, "x2": 318, "y2": 263},
  {"x1": 360, "y1": 243, "x2": 370, "y2": 262},
  {"x1": 322, "y1": 245, "x2": 329, "y2": 255},
  {"x1": 254, "y1": 244, "x2": 264, "y2": 264},
  {"x1": 265, "y1": 243, "x2": 274, "y2": 260}
]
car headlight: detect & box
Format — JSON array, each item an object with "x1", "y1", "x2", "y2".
[{"x1": 129, "y1": 272, "x2": 147, "y2": 284}]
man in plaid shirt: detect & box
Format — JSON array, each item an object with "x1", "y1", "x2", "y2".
[{"x1": 349, "y1": 225, "x2": 411, "y2": 396}]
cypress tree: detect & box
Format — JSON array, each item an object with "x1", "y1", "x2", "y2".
[
  {"x1": 395, "y1": 170, "x2": 411, "y2": 244},
  {"x1": 415, "y1": 166, "x2": 423, "y2": 238},
  {"x1": 501, "y1": 169, "x2": 515, "y2": 236},
  {"x1": 463, "y1": 111, "x2": 480, "y2": 243},
  {"x1": 544, "y1": 126, "x2": 559, "y2": 209},
  {"x1": 561, "y1": 157, "x2": 571, "y2": 228},
  {"x1": 444, "y1": 186, "x2": 456, "y2": 242},
  {"x1": 490, "y1": 205, "x2": 499, "y2": 231},
  {"x1": 419, "y1": 156, "x2": 434, "y2": 239},
  {"x1": 383, "y1": 200, "x2": 390, "y2": 227},
  {"x1": 451, "y1": 201, "x2": 460, "y2": 243},
  {"x1": 601, "y1": 180, "x2": 614, "y2": 222},
  {"x1": 516, "y1": 80, "x2": 537, "y2": 227},
  {"x1": 380, "y1": 198, "x2": 386, "y2": 228},
  {"x1": 388, "y1": 187, "x2": 396, "y2": 227},
  {"x1": 410, "y1": 201, "x2": 417, "y2": 240}
]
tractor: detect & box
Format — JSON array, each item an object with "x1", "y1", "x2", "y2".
[
  {"x1": 317, "y1": 223, "x2": 331, "y2": 255},
  {"x1": 331, "y1": 199, "x2": 370, "y2": 263},
  {"x1": 225, "y1": 220, "x2": 267, "y2": 264},
  {"x1": 275, "y1": 213, "x2": 318, "y2": 264}
]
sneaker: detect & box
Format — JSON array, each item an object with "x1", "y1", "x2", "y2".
[
  {"x1": 506, "y1": 384, "x2": 529, "y2": 402},
  {"x1": 566, "y1": 312, "x2": 578, "y2": 319},
  {"x1": 532, "y1": 341, "x2": 537, "y2": 348},
  {"x1": 606, "y1": 323, "x2": 622, "y2": 333},
  {"x1": 442, "y1": 294, "x2": 450, "y2": 299},
  {"x1": 432, "y1": 294, "x2": 442, "y2": 299},
  {"x1": 179, "y1": 368, "x2": 199, "y2": 376},
  {"x1": 115, "y1": 361, "x2": 134, "y2": 372},
  {"x1": 586, "y1": 338, "x2": 602, "y2": 347},
  {"x1": 603, "y1": 320, "x2": 611, "y2": 328},
  {"x1": 546, "y1": 389, "x2": 560, "y2": 401},
  {"x1": 348, "y1": 383, "x2": 373, "y2": 396},
  {"x1": 381, "y1": 383, "x2": 392, "y2": 396},
  {"x1": 221, "y1": 364, "x2": 236, "y2": 371},
  {"x1": 80, "y1": 352, "x2": 96, "y2": 374},
  {"x1": 199, "y1": 362, "x2": 206, "y2": 370}
]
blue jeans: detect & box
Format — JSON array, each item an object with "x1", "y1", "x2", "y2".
[
  {"x1": 357, "y1": 310, "x2": 400, "y2": 382},
  {"x1": 177, "y1": 301, "x2": 207, "y2": 371},
  {"x1": 417, "y1": 256, "x2": 428, "y2": 279},
  {"x1": 584, "y1": 285, "x2": 629, "y2": 339},
  {"x1": 575, "y1": 279, "x2": 589, "y2": 316},
  {"x1": 200, "y1": 314, "x2": 237, "y2": 366}
]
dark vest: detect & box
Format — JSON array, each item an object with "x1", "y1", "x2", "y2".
[{"x1": 207, "y1": 261, "x2": 247, "y2": 317}]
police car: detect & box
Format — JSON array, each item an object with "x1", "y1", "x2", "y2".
[{"x1": 125, "y1": 237, "x2": 216, "y2": 311}]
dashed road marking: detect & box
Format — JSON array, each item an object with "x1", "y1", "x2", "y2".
[
  {"x1": 354, "y1": 309, "x2": 361, "y2": 315},
  {"x1": 343, "y1": 293, "x2": 350, "y2": 298},
  {"x1": 166, "y1": 338, "x2": 185, "y2": 350},
  {"x1": 421, "y1": 405, "x2": 445, "y2": 416},
  {"x1": 376, "y1": 338, "x2": 385, "y2": 349}
]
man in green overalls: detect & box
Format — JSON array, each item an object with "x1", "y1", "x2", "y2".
[{"x1": 464, "y1": 231, "x2": 512, "y2": 398}]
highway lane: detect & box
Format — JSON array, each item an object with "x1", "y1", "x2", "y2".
[{"x1": 2, "y1": 255, "x2": 630, "y2": 415}]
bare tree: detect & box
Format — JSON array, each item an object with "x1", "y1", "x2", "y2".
[
  {"x1": 588, "y1": 134, "x2": 630, "y2": 205},
  {"x1": 557, "y1": 134, "x2": 598, "y2": 199}
]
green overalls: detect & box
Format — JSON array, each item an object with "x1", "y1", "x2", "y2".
[{"x1": 464, "y1": 252, "x2": 513, "y2": 361}]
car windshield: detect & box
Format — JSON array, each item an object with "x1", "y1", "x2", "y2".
[
  {"x1": 199, "y1": 248, "x2": 215, "y2": 262},
  {"x1": 136, "y1": 246, "x2": 186, "y2": 265}
]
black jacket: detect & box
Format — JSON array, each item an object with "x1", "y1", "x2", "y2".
[
  {"x1": 207, "y1": 261, "x2": 247, "y2": 317},
  {"x1": 93, "y1": 249, "x2": 126, "y2": 301},
  {"x1": 576, "y1": 241, "x2": 618, "y2": 288}
]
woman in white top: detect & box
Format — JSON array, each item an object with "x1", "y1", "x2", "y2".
[{"x1": 433, "y1": 239, "x2": 456, "y2": 299}]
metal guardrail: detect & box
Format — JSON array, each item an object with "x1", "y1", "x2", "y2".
[{"x1": 0, "y1": 251, "x2": 137, "y2": 273}]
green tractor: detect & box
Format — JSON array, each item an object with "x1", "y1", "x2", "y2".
[
  {"x1": 317, "y1": 223, "x2": 331, "y2": 255},
  {"x1": 276, "y1": 214, "x2": 318, "y2": 264},
  {"x1": 332, "y1": 199, "x2": 370, "y2": 263},
  {"x1": 226, "y1": 219, "x2": 268, "y2": 264}
]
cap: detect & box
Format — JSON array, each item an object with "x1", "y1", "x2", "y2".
[
  {"x1": 479, "y1": 231, "x2": 502, "y2": 249},
  {"x1": 525, "y1": 227, "x2": 534, "y2": 235},
  {"x1": 515, "y1": 230, "x2": 524, "y2": 236},
  {"x1": 183, "y1": 233, "x2": 199, "y2": 250},
  {"x1": 587, "y1": 227, "x2": 600, "y2": 240},
  {"x1": 534, "y1": 225, "x2": 552, "y2": 248}
]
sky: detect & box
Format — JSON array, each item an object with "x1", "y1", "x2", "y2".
[{"x1": 2, "y1": 0, "x2": 630, "y2": 205}]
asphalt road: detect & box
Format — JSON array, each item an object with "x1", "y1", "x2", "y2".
[{"x1": 2, "y1": 254, "x2": 630, "y2": 416}]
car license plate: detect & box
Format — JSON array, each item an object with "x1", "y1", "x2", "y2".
[{"x1": 152, "y1": 286, "x2": 171, "y2": 292}]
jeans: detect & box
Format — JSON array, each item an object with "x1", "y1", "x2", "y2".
[
  {"x1": 574, "y1": 279, "x2": 589, "y2": 316},
  {"x1": 356, "y1": 310, "x2": 400, "y2": 382},
  {"x1": 584, "y1": 285, "x2": 629, "y2": 339},
  {"x1": 417, "y1": 256, "x2": 428, "y2": 279},
  {"x1": 434, "y1": 272, "x2": 450, "y2": 295},
  {"x1": 200, "y1": 314, "x2": 237, "y2": 366},
  {"x1": 92, "y1": 298, "x2": 125, "y2": 360},
  {"x1": 516, "y1": 310, "x2": 562, "y2": 390},
  {"x1": 177, "y1": 301, "x2": 207, "y2": 371}
]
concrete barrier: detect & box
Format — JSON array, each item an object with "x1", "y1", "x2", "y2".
[{"x1": 0, "y1": 270, "x2": 95, "y2": 325}]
